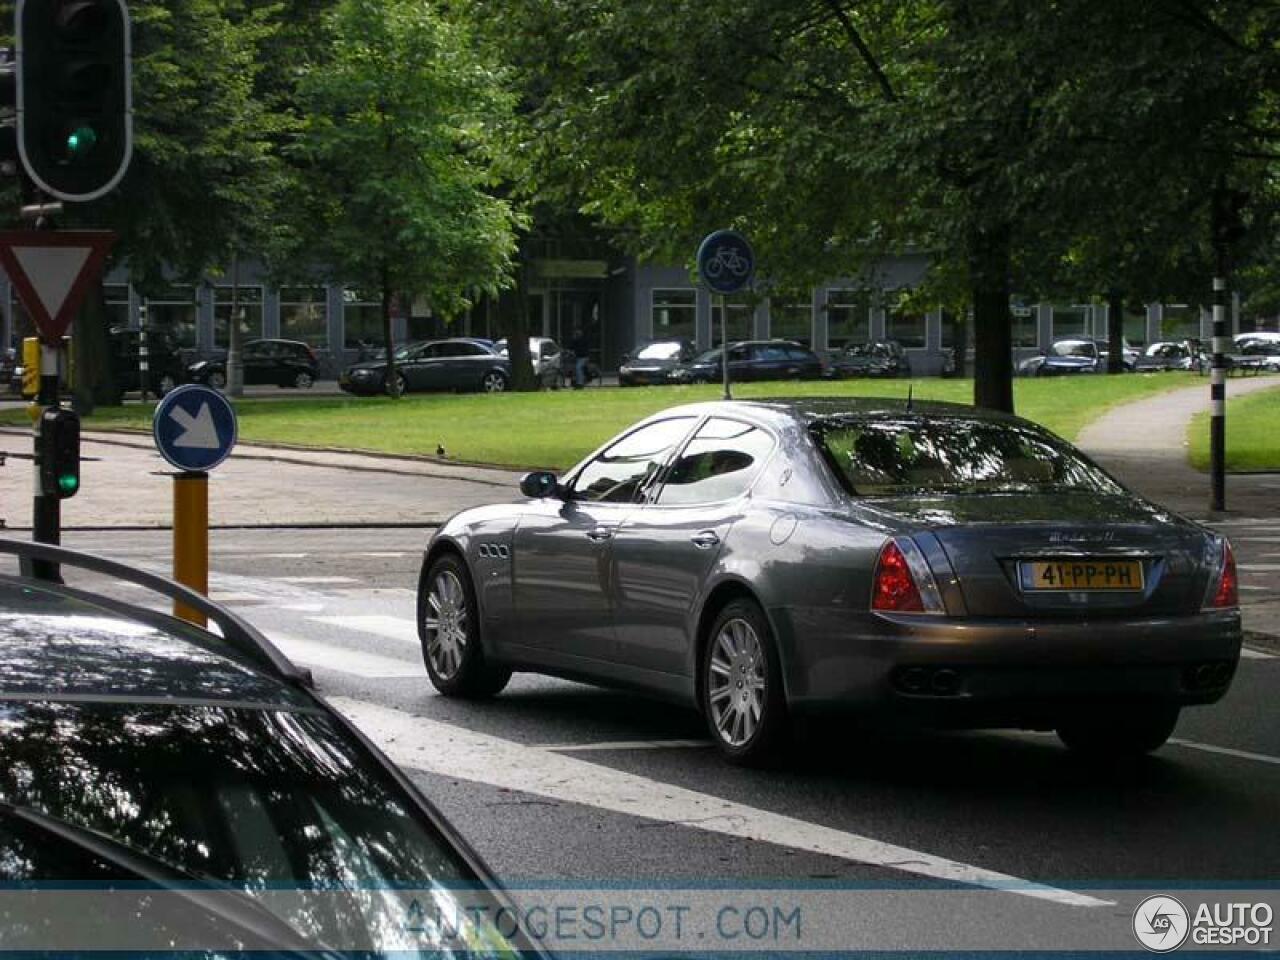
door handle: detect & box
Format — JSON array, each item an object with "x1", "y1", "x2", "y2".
[
  {"x1": 586, "y1": 526, "x2": 615, "y2": 542},
  {"x1": 690, "y1": 530, "x2": 721, "y2": 550}
]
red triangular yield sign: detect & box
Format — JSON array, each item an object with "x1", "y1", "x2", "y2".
[{"x1": 0, "y1": 231, "x2": 116, "y2": 344}]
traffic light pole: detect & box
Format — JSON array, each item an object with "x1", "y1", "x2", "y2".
[{"x1": 29, "y1": 342, "x2": 62, "y2": 581}]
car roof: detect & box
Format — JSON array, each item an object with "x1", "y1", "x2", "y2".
[
  {"x1": 0, "y1": 576, "x2": 314, "y2": 710},
  {"x1": 642, "y1": 396, "x2": 1019, "y2": 429}
]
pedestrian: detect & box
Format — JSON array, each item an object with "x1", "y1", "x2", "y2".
[{"x1": 570, "y1": 325, "x2": 590, "y2": 389}]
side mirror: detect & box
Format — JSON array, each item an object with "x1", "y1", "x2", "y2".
[{"x1": 520, "y1": 470, "x2": 560, "y2": 499}]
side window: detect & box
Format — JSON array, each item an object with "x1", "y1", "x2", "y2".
[
  {"x1": 570, "y1": 418, "x2": 696, "y2": 504},
  {"x1": 656, "y1": 418, "x2": 775, "y2": 506},
  {"x1": 785, "y1": 346, "x2": 814, "y2": 361}
]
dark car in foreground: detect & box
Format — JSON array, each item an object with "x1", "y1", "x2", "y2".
[
  {"x1": 188, "y1": 338, "x2": 320, "y2": 390},
  {"x1": 670, "y1": 340, "x2": 824, "y2": 384},
  {"x1": 825, "y1": 340, "x2": 912, "y2": 378},
  {"x1": 417, "y1": 398, "x2": 1240, "y2": 765},
  {"x1": 0, "y1": 538, "x2": 535, "y2": 957},
  {"x1": 618, "y1": 339, "x2": 697, "y2": 386},
  {"x1": 341, "y1": 338, "x2": 510, "y2": 395}
]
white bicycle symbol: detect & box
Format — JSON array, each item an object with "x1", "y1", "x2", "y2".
[{"x1": 704, "y1": 245, "x2": 750, "y2": 279}]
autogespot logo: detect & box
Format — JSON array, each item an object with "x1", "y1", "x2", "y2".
[{"x1": 1133, "y1": 895, "x2": 1191, "y2": 952}]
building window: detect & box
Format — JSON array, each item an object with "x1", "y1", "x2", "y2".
[
  {"x1": 344, "y1": 288, "x2": 383, "y2": 349},
  {"x1": 280, "y1": 287, "x2": 328, "y2": 349},
  {"x1": 1162, "y1": 304, "x2": 1200, "y2": 340},
  {"x1": 652, "y1": 289, "x2": 696, "y2": 340},
  {"x1": 886, "y1": 293, "x2": 926, "y2": 348},
  {"x1": 1052, "y1": 304, "x2": 1090, "y2": 339},
  {"x1": 1011, "y1": 300, "x2": 1037, "y2": 347},
  {"x1": 826, "y1": 290, "x2": 871, "y2": 347},
  {"x1": 711, "y1": 298, "x2": 753, "y2": 343},
  {"x1": 1123, "y1": 306, "x2": 1147, "y2": 347},
  {"x1": 214, "y1": 285, "x2": 264, "y2": 348},
  {"x1": 145, "y1": 285, "x2": 198, "y2": 350},
  {"x1": 103, "y1": 284, "x2": 130, "y2": 330},
  {"x1": 771, "y1": 302, "x2": 812, "y2": 345}
]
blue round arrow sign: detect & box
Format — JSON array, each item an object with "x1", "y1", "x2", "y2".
[
  {"x1": 153, "y1": 384, "x2": 238, "y2": 472},
  {"x1": 696, "y1": 229, "x2": 755, "y2": 294}
]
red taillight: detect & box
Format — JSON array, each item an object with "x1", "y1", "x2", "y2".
[
  {"x1": 1211, "y1": 541, "x2": 1238, "y2": 609},
  {"x1": 872, "y1": 541, "x2": 925, "y2": 612}
]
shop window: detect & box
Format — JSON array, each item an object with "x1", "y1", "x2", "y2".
[
  {"x1": 652, "y1": 289, "x2": 697, "y2": 340},
  {"x1": 886, "y1": 293, "x2": 926, "y2": 348},
  {"x1": 280, "y1": 287, "x2": 328, "y2": 349},
  {"x1": 826, "y1": 290, "x2": 871, "y2": 348},
  {"x1": 214, "y1": 286, "x2": 264, "y2": 348}
]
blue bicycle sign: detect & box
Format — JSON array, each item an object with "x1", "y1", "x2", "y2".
[{"x1": 696, "y1": 229, "x2": 755, "y2": 294}]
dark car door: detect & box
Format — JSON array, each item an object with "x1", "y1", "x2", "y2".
[
  {"x1": 512, "y1": 417, "x2": 697, "y2": 666},
  {"x1": 399, "y1": 343, "x2": 443, "y2": 391},
  {"x1": 749, "y1": 343, "x2": 791, "y2": 379},
  {"x1": 611, "y1": 417, "x2": 777, "y2": 676},
  {"x1": 241, "y1": 341, "x2": 274, "y2": 385},
  {"x1": 442, "y1": 341, "x2": 494, "y2": 389}
]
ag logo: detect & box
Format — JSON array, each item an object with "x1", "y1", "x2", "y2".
[{"x1": 1133, "y1": 895, "x2": 1190, "y2": 952}]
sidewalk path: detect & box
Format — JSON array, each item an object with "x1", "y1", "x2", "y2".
[
  {"x1": 1076, "y1": 375, "x2": 1280, "y2": 521},
  {"x1": 1075, "y1": 375, "x2": 1280, "y2": 646}
]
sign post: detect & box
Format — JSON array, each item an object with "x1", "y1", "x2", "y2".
[
  {"x1": 696, "y1": 230, "x2": 755, "y2": 400},
  {"x1": 153, "y1": 384, "x2": 238, "y2": 625},
  {"x1": 0, "y1": 230, "x2": 115, "y2": 581}
]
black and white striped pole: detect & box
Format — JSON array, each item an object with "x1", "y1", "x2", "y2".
[
  {"x1": 1210, "y1": 276, "x2": 1227, "y2": 512},
  {"x1": 138, "y1": 298, "x2": 150, "y2": 400}
]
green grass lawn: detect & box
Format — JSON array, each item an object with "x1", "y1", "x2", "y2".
[
  {"x1": 1188, "y1": 385, "x2": 1280, "y2": 472},
  {"x1": 1, "y1": 373, "x2": 1199, "y2": 471}
]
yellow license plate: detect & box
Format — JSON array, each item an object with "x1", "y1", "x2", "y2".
[{"x1": 1023, "y1": 559, "x2": 1144, "y2": 591}]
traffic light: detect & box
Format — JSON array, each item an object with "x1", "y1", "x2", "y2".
[
  {"x1": 16, "y1": 0, "x2": 132, "y2": 202},
  {"x1": 39, "y1": 407, "x2": 80, "y2": 499}
]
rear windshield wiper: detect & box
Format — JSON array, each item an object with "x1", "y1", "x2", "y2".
[{"x1": 0, "y1": 799, "x2": 336, "y2": 956}]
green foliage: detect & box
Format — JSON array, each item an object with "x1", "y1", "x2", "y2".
[{"x1": 290, "y1": 0, "x2": 522, "y2": 318}]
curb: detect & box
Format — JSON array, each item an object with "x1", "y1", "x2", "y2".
[{"x1": 1243, "y1": 630, "x2": 1280, "y2": 656}]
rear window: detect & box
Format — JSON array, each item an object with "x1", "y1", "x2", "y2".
[{"x1": 812, "y1": 416, "x2": 1124, "y2": 497}]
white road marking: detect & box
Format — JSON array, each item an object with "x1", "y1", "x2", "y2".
[
  {"x1": 257, "y1": 553, "x2": 309, "y2": 559},
  {"x1": 1168, "y1": 738, "x2": 1280, "y2": 767},
  {"x1": 1240, "y1": 647, "x2": 1275, "y2": 660},
  {"x1": 536, "y1": 739, "x2": 712, "y2": 752},
  {"x1": 311, "y1": 614, "x2": 419, "y2": 645},
  {"x1": 273, "y1": 576, "x2": 360, "y2": 584},
  {"x1": 1234, "y1": 537, "x2": 1280, "y2": 543},
  {"x1": 1238, "y1": 564, "x2": 1280, "y2": 573},
  {"x1": 330, "y1": 697, "x2": 1111, "y2": 909},
  {"x1": 1239, "y1": 585, "x2": 1271, "y2": 591},
  {"x1": 278, "y1": 602, "x2": 328, "y2": 613},
  {"x1": 267, "y1": 633, "x2": 422, "y2": 679},
  {"x1": 357, "y1": 552, "x2": 410, "y2": 559}
]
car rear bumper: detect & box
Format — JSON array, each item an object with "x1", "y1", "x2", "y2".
[{"x1": 774, "y1": 607, "x2": 1242, "y2": 722}]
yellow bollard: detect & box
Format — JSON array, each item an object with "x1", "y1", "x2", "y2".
[{"x1": 173, "y1": 472, "x2": 209, "y2": 626}]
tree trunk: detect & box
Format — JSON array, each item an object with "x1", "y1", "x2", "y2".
[
  {"x1": 381, "y1": 271, "x2": 398, "y2": 397},
  {"x1": 70, "y1": 292, "x2": 115, "y2": 413},
  {"x1": 497, "y1": 247, "x2": 538, "y2": 391},
  {"x1": 1106, "y1": 289, "x2": 1126, "y2": 374},
  {"x1": 968, "y1": 223, "x2": 1014, "y2": 413}
]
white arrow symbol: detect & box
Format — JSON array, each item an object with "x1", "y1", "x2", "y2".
[{"x1": 169, "y1": 402, "x2": 222, "y2": 450}]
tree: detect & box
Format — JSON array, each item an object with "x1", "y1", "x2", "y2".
[
  {"x1": 469, "y1": 0, "x2": 1278, "y2": 412},
  {"x1": 290, "y1": 0, "x2": 522, "y2": 396}
]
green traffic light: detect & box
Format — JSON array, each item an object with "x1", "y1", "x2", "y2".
[
  {"x1": 65, "y1": 125, "x2": 98, "y2": 158},
  {"x1": 58, "y1": 474, "x2": 79, "y2": 495}
]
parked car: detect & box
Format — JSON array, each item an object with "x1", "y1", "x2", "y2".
[
  {"x1": 1227, "y1": 334, "x2": 1280, "y2": 374},
  {"x1": 340, "y1": 338, "x2": 509, "y2": 395},
  {"x1": 418, "y1": 398, "x2": 1240, "y2": 765},
  {"x1": 494, "y1": 336, "x2": 563, "y2": 389},
  {"x1": 670, "y1": 340, "x2": 825, "y2": 384},
  {"x1": 1017, "y1": 338, "x2": 1140, "y2": 376},
  {"x1": 618, "y1": 339, "x2": 697, "y2": 386},
  {"x1": 1132, "y1": 340, "x2": 1200, "y2": 372},
  {"x1": 825, "y1": 340, "x2": 912, "y2": 378},
  {"x1": 10, "y1": 329, "x2": 186, "y2": 400},
  {"x1": 188, "y1": 338, "x2": 320, "y2": 390},
  {"x1": 0, "y1": 537, "x2": 537, "y2": 957}
]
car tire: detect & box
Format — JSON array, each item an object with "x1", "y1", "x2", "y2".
[
  {"x1": 293, "y1": 371, "x2": 315, "y2": 389},
  {"x1": 701, "y1": 598, "x2": 789, "y2": 766},
  {"x1": 1056, "y1": 705, "x2": 1179, "y2": 757},
  {"x1": 209, "y1": 370, "x2": 227, "y2": 390},
  {"x1": 481, "y1": 370, "x2": 508, "y2": 393},
  {"x1": 417, "y1": 553, "x2": 511, "y2": 698}
]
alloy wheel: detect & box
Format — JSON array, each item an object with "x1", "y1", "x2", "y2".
[
  {"x1": 482, "y1": 372, "x2": 507, "y2": 393},
  {"x1": 707, "y1": 617, "x2": 767, "y2": 747},
  {"x1": 424, "y1": 570, "x2": 468, "y2": 680}
]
